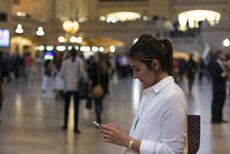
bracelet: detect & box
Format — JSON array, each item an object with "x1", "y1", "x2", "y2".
[{"x1": 128, "y1": 138, "x2": 134, "y2": 149}]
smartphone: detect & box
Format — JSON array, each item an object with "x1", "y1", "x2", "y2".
[{"x1": 92, "y1": 121, "x2": 100, "y2": 128}]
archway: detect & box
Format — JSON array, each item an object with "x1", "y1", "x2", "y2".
[{"x1": 11, "y1": 36, "x2": 35, "y2": 57}]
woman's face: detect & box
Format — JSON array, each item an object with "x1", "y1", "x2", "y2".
[{"x1": 129, "y1": 58, "x2": 156, "y2": 88}]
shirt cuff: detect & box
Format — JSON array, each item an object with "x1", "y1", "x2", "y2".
[{"x1": 140, "y1": 140, "x2": 157, "y2": 154}]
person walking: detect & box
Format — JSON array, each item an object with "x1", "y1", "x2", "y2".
[
  {"x1": 60, "y1": 48, "x2": 87, "y2": 134},
  {"x1": 88, "y1": 54, "x2": 109, "y2": 124},
  {"x1": 24, "y1": 52, "x2": 34, "y2": 82},
  {"x1": 99, "y1": 34, "x2": 187, "y2": 153},
  {"x1": 186, "y1": 54, "x2": 197, "y2": 93},
  {"x1": 41, "y1": 59, "x2": 54, "y2": 92}
]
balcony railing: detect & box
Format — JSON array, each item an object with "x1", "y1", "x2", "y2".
[
  {"x1": 171, "y1": 0, "x2": 227, "y2": 3},
  {"x1": 12, "y1": 16, "x2": 46, "y2": 25},
  {"x1": 100, "y1": 0, "x2": 147, "y2": 2}
]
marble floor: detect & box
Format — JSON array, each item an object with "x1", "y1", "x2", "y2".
[{"x1": 0, "y1": 75, "x2": 230, "y2": 154}]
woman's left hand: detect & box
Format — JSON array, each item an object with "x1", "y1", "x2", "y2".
[{"x1": 100, "y1": 123, "x2": 131, "y2": 147}]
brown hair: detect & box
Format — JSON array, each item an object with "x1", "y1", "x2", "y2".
[
  {"x1": 69, "y1": 48, "x2": 77, "y2": 62},
  {"x1": 129, "y1": 34, "x2": 173, "y2": 76}
]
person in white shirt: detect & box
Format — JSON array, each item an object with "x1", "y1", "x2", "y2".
[
  {"x1": 60, "y1": 48, "x2": 87, "y2": 134},
  {"x1": 99, "y1": 34, "x2": 187, "y2": 154}
]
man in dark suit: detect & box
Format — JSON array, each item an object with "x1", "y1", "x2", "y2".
[
  {"x1": 0, "y1": 51, "x2": 4, "y2": 124},
  {"x1": 209, "y1": 50, "x2": 228, "y2": 124}
]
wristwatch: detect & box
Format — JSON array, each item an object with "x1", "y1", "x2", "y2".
[{"x1": 128, "y1": 138, "x2": 135, "y2": 149}]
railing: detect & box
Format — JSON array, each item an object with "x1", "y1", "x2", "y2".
[
  {"x1": 11, "y1": 16, "x2": 46, "y2": 37},
  {"x1": 55, "y1": 18, "x2": 170, "y2": 34},
  {"x1": 100, "y1": 0, "x2": 147, "y2": 2},
  {"x1": 171, "y1": 0, "x2": 227, "y2": 2},
  {"x1": 12, "y1": 16, "x2": 46, "y2": 25}
]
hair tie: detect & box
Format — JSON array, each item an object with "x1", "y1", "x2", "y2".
[{"x1": 159, "y1": 40, "x2": 164, "y2": 48}]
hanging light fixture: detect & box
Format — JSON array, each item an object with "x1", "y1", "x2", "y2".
[
  {"x1": 62, "y1": 20, "x2": 79, "y2": 35},
  {"x1": 15, "y1": 24, "x2": 24, "y2": 34},
  {"x1": 62, "y1": 0, "x2": 79, "y2": 36},
  {"x1": 36, "y1": 26, "x2": 45, "y2": 36}
]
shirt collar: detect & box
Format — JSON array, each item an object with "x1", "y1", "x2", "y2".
[
  {"x1": 216, "y1": 59, "x2": 223, "y2": 65},
  {"x1": 216, "y1": 59, "x2": 226, "y2": 70},
  {"x1": 151, "y1": 76, "x2": 174, "y2": 94}
]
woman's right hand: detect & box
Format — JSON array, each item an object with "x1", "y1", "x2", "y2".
[{"x1": 100, "y1": 123, "x2": 132, "y2": 147}]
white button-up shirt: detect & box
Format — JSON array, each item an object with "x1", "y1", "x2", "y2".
[
  {"x1": 60, "y1": 57, "x2": 87, "y2": 91},
  {"x1": 126, "y1": 76, "x2": 187, "y2": 154}
]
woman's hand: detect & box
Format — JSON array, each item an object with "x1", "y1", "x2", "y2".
[{"x1": 100, "y1": 123, "x2": 131, "y2": 147}]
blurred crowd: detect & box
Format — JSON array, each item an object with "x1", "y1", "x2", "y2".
[
  {"x1": 1, "y1": 48, "x2": 230, "y2": 126},
  {"x1": 0, "y1": 48, "x2": 133, "y2": 131},
  {"x1": 0, "y1": 50, "x2": 34, "y2": 83}
]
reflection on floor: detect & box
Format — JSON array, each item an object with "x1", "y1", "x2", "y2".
[{"x1": 0, "y1": 76, "x2": 230, "y2": 154}]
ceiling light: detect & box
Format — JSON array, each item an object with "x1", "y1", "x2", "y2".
[{"x1": 106, "y1": 12, "x2": 141, "y2": 22}]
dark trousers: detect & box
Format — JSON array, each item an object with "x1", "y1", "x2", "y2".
[
  {"x1": 0, "y1": 81, "x2": 2, "y2": 113},
  {"x1": 211, "y1": 90, "x2": 226, "y2": 122},
  {"x1": 0, "y1": 101, "x2": 2, "y2": 112},
  {"x1": 0, "y1": 82, "x2": 3, "y2": 111},
  {"x1": 63, "y1": 91, "x2": 80, "y2": 129},
  {"x1": 188, "y1": 76, "x2": 195, "y2": 91},
  {"x1": 94, "y1": 97, "x2": 103, "y2": 124}
]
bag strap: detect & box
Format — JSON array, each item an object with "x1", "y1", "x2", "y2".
[
  {"x1": 77, "y1": 59, "x2": 82, "y2": 82},
  {"x1": 97, "y1": 61, "x2": 101, "y2": 84}
]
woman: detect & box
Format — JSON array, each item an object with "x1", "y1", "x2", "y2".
[
  {"x1": 88, "y1": 54, "x2": 109, "y2": 124},
  {"x1": 41, "y1": 59, "x2": 54, "y2": 92},
  {"x1": 100, "y1": 34, "x2": 187, "y2": 153}
]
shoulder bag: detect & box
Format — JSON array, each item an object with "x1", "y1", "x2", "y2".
[{"x1": 92, "y1": 62, "x2": 104, "y2": 97}]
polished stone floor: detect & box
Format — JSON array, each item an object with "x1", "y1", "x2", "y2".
[{"x1": 0, "y1": 74, "x2": 230, "y2": 154}]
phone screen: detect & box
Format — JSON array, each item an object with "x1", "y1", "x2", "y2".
[{"x1": 92, "y1": 121, "x2": 100, "y2": 127}]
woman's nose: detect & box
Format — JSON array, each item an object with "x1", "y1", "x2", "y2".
[{"x1": 133, "y1": 72, "x2": 138, "y2": 79}]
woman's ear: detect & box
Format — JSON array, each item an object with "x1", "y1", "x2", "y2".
[{"x1": 151, "y1": 60, "x2": 158, "y2": 71}]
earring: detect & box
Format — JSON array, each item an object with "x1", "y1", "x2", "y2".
[{"x1": 152, "y1": 64, "x2": 157, "y2": 71}]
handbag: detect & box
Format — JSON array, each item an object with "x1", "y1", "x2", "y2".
[
  {"x1": 85, "y1": 96, "x2": 92, "y2": 109},
  {"x1": 79, "y1": 81, "x2": 89, "y2": 99},
  {"x1": 92, "y1": 62, "x2": 104, "y2": 97},
  {"x1": 187, "y1": 115, "x2": 200, "y2": 154},
  {"x1": 54, "y1": 74, "x2": 64, "y2": 90},
  {"x1": 92, "y1": 84, "x2": 104, "y2": 97}
]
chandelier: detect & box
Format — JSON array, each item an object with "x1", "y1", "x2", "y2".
[
  {"x1": 62, "y1": 20, "x2": 79, "y2": 35},
  {"x1": 61, "y1": 0, "x2": 80, "y2": 37}
]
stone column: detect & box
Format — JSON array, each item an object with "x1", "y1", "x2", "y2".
[
  {"x1": 78, "y1": 0, "x2": 88, "y2": 19},
  {"x1": 226, "y1": 0, "x2": 230, "y2": 19},
  {"x1": 87, "y1": 0, "x2": 99, "y2": 22},
  {"x1": 46, "y1": 0, "x2": 57, "y2": 44}
]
